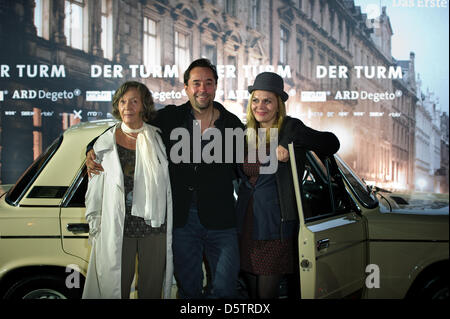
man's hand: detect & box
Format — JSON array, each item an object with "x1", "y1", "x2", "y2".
[
  {"x1": 276, "y1": 145, "x2": 289, "y2": 162},
  {"x1": 86, "y1": 149, "x2": 104, "y2": 177}
]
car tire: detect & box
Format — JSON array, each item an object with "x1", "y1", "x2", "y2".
[
  {"x1": 413, "y1": 274, "x2": 449, "y2": 300},
  {"x1": 3, "y1": 275, "x2": 82, "y2": 299}
]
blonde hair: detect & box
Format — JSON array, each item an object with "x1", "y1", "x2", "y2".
[{"x1": 245, "y1": 91, "x2": 286, "y2": 148}]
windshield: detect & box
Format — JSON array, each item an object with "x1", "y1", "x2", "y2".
[
  {"x1": 335, "y1": 154, "x2": 378, "y2": 209},
  {"x1": 6, "y1": 136, "x2": 63, "y2": 206}
]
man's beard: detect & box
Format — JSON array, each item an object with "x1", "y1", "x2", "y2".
[{"x1": 192, "y1": 94, "x2": 213, "y2": 110}]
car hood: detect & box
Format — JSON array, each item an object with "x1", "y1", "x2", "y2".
[
  {"x1": 366, "y1": 192, "x2": 449, "y2": 242},
  {"x1": 378, "y1": 192, "x2": 449, "y2": 215}
]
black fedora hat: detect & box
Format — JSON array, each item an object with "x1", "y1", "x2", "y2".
[{"x1": 248, "y1": 72, "x2": 289, "y2": 102}]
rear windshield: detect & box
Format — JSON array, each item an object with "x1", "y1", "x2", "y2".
[{"x1": 6, "y1": 136, "x2": 63, "y2": 206}]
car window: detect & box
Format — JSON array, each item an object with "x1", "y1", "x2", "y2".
[
  {"x1": 63, "y1": 166, "x2": 88, "y2": 208},
  {"x1": 300, "y1": 151, "x2": 353, "y2": 222},
  {"x1": 27, "y1": 186, "x2": 69, "y2": 198},
  {"x1": 6, "y1": 136, "x2": 63, "y2": 206},
  {"x1": 334, "y1": 155, "x2": 378, "y2": 209}
]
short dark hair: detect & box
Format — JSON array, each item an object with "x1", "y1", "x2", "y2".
[
  {"x1": 183, "y1": 58, "x2": 218, "y2": 85},
  {"x1": 112, "y1": 81, "x2": 156, "y2": 122}
]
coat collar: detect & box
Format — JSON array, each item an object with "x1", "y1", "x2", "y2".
[
  {"x1": 93, "y1": 123, "x2": 163, "y2": 192},
  {"x1": 93, "y1": 124, "x2": 116, "y2": 154}
]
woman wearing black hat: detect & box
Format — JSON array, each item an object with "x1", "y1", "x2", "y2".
[{"x1": 236, "y1": 72, "x2": 340, "y2": 299}]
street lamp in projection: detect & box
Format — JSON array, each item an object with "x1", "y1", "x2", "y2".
[
  {"x1": 417, "y1": 178, "x2": 427, "y2": 192},
  {"x1": 324, "y1": 124, "x2": 354, "y2": 157}
]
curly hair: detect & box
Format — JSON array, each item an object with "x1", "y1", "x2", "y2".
[{"x1": 111, "y1": 81, "x2": 156, "y2": 123}]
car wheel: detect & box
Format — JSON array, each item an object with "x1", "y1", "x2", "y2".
[
  {"x1": 3, "y1": 275, "x2": 82, "y2": 299},
  {"x1": 415, "y1": 275, "x2": 449, "y2": 300}
]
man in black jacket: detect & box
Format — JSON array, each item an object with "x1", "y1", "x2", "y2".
[
  {"x1": 87, "y1": 59, "x2": 244, "y2": 298},
  {"x1": 155, "y1": 59, "x2": 244, "y2": 299}
]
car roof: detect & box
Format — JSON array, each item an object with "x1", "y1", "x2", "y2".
[
  {"x1": 64, "y1": 119, "x2": 117, "y2": 137},
  {"x1": 17, "y1": 120, "x2": 117, "y2": 206}
]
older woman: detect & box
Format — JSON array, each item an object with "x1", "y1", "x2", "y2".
[
  {"x1": 82, "y1": 81, "x2": 173, "y2": 299},
  {"x1": 236, "y1": 72, "x2": 340, "y2": 299}
]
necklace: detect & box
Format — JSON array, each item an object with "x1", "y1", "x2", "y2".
[
  {"x1": 195, "y1": 108, "x2": 215, "y2": 130},
  {"x1": 208, "y1": 108, "x2": 215, "y2": 128},
  {"x1": 121, "y1": 122, "x2": 143, "y2": 140},
  {"x1": 122, "y1": 130, "x2": 137, "y2": 140}
]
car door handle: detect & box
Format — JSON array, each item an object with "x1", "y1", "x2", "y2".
[
  {"x1": 317, "y1": 238, "x2": 330, "y2": 251},
  {"x1": 67, "y1": 223, "x2": 89, "y2": 234}
]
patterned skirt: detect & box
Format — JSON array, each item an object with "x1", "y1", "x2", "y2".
[{"x1": 239, "y1": 197, "x2": 295, "y2": 275}]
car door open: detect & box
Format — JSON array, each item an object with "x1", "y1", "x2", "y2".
[{"x1": 288, "y1": 143, "x2": 368, "y2": 298}]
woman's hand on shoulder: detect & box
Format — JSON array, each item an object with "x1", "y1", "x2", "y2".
[{"x1": 86, "y1": 149, "x2": 104, "y2": 178}]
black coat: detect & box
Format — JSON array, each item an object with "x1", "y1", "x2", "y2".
[
  {"x1": 235, "y1": 116, "x2": 340, "y2": 240},
  {"x1": 153, "y1": 101, "x2": 244, "y2": 230}
]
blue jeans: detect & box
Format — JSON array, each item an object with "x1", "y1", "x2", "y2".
[{"x1": 173, "y1": 206, "x2": 240, "y2": 299}]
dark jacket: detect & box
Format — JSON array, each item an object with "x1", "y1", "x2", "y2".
[
  {"x1": 235, "y1": 116, "x2": 340, "y2": 240},
  {"x1": 153, "y1": 101, "x2": 244, "y2": 230}
]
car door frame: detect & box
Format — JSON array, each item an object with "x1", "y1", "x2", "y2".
[
  {"x1": 288, "y1": 143, "x2": 369, "y2": 299},
  {"x1": 59, "y1": 164, "x2": 91, "y2": 265}
]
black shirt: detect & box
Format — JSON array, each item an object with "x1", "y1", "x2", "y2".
[{"x1": 117, "y1": 143, "x2": 166, "y2": 237}]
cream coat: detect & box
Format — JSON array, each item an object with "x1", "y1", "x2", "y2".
[{"x1": 82, "y1": 123, "x2": 173, "y2": 299}]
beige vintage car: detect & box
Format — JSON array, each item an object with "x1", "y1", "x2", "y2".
[
  {"x1": 287, "y1": 144, "x2": 448, "y2": 299},
  {"x1": 0, "y1": 120, "x2": 448, "y2": 299}
]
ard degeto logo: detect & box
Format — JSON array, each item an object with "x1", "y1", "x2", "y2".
[{"x1": 11, "y1": 88, "x2": 81, "y2": 102}]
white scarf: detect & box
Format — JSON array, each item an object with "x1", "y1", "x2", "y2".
[{"x1": 121, "y1": 122, "x2": 170, "y2": 228}]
